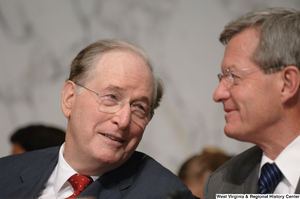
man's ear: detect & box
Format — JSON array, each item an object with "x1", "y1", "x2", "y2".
[
  {"x1": 61, "y1": 81, "x2": 77, "y2": 118},
  {"x1": 281, "y1": 65, "x2": 300, "y2": 104}
]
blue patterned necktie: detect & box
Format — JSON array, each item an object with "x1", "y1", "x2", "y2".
[{"x1": 258, "y1": 163, "x2": 283, "y2": 194}]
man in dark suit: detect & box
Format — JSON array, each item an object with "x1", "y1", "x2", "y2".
[
  {"x1": 204, "y1": 7, "x2": 300, "y2": 198},
  {"x1": 0, "y1": 39, "x2": 194, "y2": 199}
]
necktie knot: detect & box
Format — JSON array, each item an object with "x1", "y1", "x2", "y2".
[
  {"x1": 258, "y1": 163, "x2": 282, "y2": 194},
  {"x1": 66, "y1": 174, "x2": 93, "y2": 198}
]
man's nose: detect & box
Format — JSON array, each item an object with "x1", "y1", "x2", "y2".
[
  {"x1": 213, "y1": 81, "x2": 231, "y2": 102},
  {"x1": 112, "y1": 102, "x2": 132, "y2": 129}
]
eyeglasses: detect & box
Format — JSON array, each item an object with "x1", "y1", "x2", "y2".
[
  {"x1": 217, "y1": 66, "x2": 278, "y2": 85},
  {"x1": 75, "y1": 83, "x2": 153, "y2": 126}
]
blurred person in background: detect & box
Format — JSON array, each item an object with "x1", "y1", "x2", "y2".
[
  {"x1": 178, "y1": 147, "x2": 231, "y2": 198},
  {"x1": 10, "y1": 124, "x2": 65, "y2": 155}
]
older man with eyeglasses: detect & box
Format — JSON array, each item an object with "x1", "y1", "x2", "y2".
[{"x1": 0, "y1": 39, "x2": 195, "y2": 199}]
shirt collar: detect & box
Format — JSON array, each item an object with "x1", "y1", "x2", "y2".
[
  {"x1": 260, "y1": 135, "x2": 300, "y2": 189},
  {"x1": 54, "y1": 143, "x2": 100, "y2": 195},
  {"x1": 54, "y1": 143, "x2": 78, "y2": 194}
]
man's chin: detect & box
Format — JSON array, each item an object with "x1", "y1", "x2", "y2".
[
  {"x1": 224, "y1": 124, "x2": 240, "y2": 139},
  {"x1": 224, "y1": 131, "x2": 236, "y2": 139},
  {"x1": 224, "y1": 127, "x2": 251, "y2": 143}
]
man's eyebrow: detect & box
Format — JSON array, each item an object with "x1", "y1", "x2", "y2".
[
  {"x1": 104, "y1": 85, "x2": 126, "y2": 91},
  {"x1": 138, "y1": 96, "x2": 151, "y2": 106}
]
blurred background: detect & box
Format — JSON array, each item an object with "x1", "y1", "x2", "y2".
[{"x1": 1, "y1": 0, "x2": 299, "y2": 174}]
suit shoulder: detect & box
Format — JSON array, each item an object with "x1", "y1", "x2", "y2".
[
  {"x1": 0, "y1": 146, "x2": 60, "y2": 171},
  {"x1": 203, "y1": 146, "x2": 262, "y2": 197},
  {"x1": 208, "y1": 145, "x2": 261, "y2": 180},
  {"x1": 127, "y1": 151, "x2": 194, "y2": 198},
  {"x1": 0, "y1": 147, "x2": 60, "y2": 198},
  {"x1": 132, "y1": 151, "x2": 178, "y2": 179}
]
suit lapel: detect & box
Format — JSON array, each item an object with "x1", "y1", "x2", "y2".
[
  {"x1": 78, "y1": 177, "x2": 132, "y2": 199},
  {"x1": 243, "y1": 162, "x2": 260, "y2": 193},
  {"x1": 224, "y1": 146, "x2": 262, "y2": 193},
  {"x1": 295, "y1": 178, "x2": 300, "y2": 194},
  {"x1": 16, "y1": 147, "x2": 59, "y2": 198},
  {"x1": 79, "y1": 152, "x2": 140, "y2": 199}
]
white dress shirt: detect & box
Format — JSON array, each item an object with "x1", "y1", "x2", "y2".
[
  {"x1": 38, "y1": 143, "x2": 99, "y2": 199},
  {"x1": 259, "y1": 135, "x2": 300, "y2": 194}
]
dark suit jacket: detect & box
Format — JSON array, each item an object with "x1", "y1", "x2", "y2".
[
  {"x1": 0, "y1": 147, "x2": 194, "y2": 199},
  {"x1": 203, "y1": 145, "x2": 300, "y2": 198}
]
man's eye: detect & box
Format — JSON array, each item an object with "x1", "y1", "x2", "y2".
[
  {"x1": 132, "y1": 103, "x2": 149, "y2": 118},
  {"x1": 101, "y1": 94, "x2": 118, "y2": 100},
  {"x1": 231, "y1": 73, "x2": 242, "y2": 84},
  {"x1": 133, "y1": 103, "x2": 150, "y2": 113},
  {"x1": 108, "y1": 94, "x2": 117, "y2": 100},
  {"x1": 100, "y1": 94, "x2": 119, "y2": 106},
  {"x1": 136, "y1": 104, "x2": 146, "y2": 111}
]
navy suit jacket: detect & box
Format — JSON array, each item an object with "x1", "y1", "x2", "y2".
[
  {"x1": 203, "y1": 146, "x2": 300, "y2": 198},
  {"x1": 0, "y1": 147, "x2": 194, "y2": 199}
]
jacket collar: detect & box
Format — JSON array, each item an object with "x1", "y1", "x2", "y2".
[{"x1": 79, "y1": 151, "x2": 140, "y2": 199}]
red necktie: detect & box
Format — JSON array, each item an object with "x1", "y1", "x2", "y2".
[{"x1": 66, "y1": 174, "x2": 94, "y2": 198}]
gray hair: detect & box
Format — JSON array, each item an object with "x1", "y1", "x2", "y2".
[
  {"x1": 68, "y1": 39, "x2": 164, "y2": 110},
  {"x1": 219, "y1": 7, "x2": 300, "y2": 72}
]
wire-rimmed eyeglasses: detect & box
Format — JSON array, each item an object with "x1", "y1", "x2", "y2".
[
  {"x1": 217, "y1": 66, "x2": 280, "y2": 85},
  {"x1": 75, "y1": 83, "x2": 153, "y2": 126}
]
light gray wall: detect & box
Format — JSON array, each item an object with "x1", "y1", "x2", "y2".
[{"x1": 1, "y1": 0, "x2": 299, "y2": 174}]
